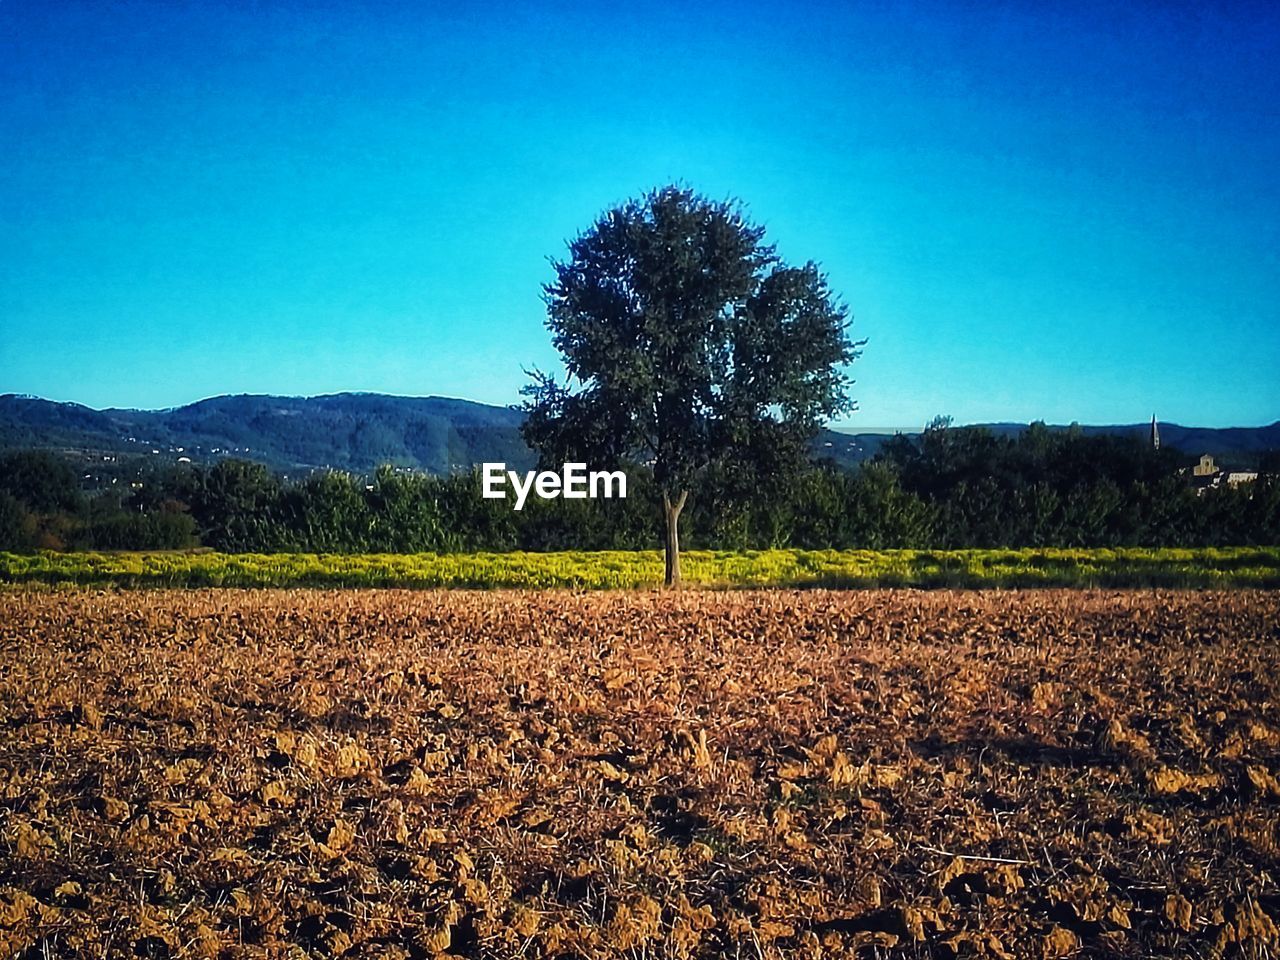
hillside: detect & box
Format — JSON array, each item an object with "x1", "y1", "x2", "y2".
[
  {"x1": 0, "y1": 393, "x2": 535, "y2": 475},
  {"x1": 2, "y1": 393, "x2": 1276, "y2": 476}
]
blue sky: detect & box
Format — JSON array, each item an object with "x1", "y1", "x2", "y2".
[{"x1": 2, "y1": 1, "x2": 1277, "y2": 428}]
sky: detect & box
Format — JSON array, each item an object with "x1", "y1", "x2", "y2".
[{"x1": 1, "y1": 0, "x2": 1278, "y2": 429}]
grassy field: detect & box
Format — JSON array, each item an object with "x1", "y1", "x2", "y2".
[
  {"x1": 2, "y1": 545, "x2": 1280, "y2": 590},
  {"x1": 2, "y1": 589, "x2": 1278, "y2": 957}
]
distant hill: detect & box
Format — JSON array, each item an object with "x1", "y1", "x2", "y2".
[
  {"x1": 0, "y1": 393, "x2": 535, "y2": 475},
  {"x1": 2, "y1": 393, "x2": 1277, "y2": 475}
]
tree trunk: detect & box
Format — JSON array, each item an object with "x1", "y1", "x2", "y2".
[{"x1": 662, "y1": 490, "x2": 689, "y2": 588}]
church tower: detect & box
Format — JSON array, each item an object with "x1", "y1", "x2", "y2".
[{"x1": 1150, "y1": 414, "x2": 1160, "y2": 451}]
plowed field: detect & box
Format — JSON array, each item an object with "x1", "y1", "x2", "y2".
[{"x1": 1, "y1": 590, "x2": 1278, "y2": 958}]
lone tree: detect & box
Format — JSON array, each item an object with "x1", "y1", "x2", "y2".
[{"x1": 522, "y1": 186, "x2": 862, "y2": 585}]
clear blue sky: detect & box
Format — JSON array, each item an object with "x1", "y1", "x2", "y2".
[{"x1": 2, "y1": 0, "x2": 1277, "y2": 428}]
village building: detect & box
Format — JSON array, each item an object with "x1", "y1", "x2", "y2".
[
  {"x1": 1193, "y1": 453, "x2": 1218, "y2": 477},
  {"x1": 1152, "y1": 418, "x2": 1260, "y2": 494},
  {"x1": 1188, "y1": 453, "x2": 1258, "y2": 492}
]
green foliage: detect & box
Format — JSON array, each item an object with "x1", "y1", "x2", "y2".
[
  {"x1": 522, "y1": 185, "x2": 862, "y2": 582},
  {"x1": 1, "y1": 420, "x2": 1277, "y2": 556},
  {"x1": 0, "y1": 493, "x2": 34, "y2": 551},
  {"x1": 0, "y1": 450, "x2": 83, "y2": 513},
  {"x1": 363, "y1": 466, "x2": 451, "y2": 552},
  {"x1": 190, "y1": 459, "x2": 286, "y2": 550},
  {"x1": 878, "y1": 421, "x2": 1277, "y2": 548},
  {"x1": 78, "y1": 509, "x2": 198, "y2": 551}
]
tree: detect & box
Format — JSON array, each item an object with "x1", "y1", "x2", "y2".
[
  {"x1": 0, "y1": 450, "x2": 83, "y2": 514},
  {"x1": 522, "y1": 185, "x2": 862, "y2": 585},
  {"x1": 0, "y1": 492, "x2": 33, "y2": 551},
  {"x1": 279, "y1": 471, "x2": 372, "y2": 552},
  {"x1": 190, "y1": 459, "x2": 283, "y2": 551}
]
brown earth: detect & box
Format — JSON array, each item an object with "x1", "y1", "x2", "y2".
[{"x1": 1, "y1": 589, "x2": 1278, "y2": 959}]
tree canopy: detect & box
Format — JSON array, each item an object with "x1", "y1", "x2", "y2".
[{"x1": 522, "y1": 185, "x2": 862, "y2": 584}]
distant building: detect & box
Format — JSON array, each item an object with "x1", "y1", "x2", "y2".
[
  {"x1": 1226, "y1": 470, "x2": 1259, "y2": 487},
  {"x1": 1152, "y1": 418, "x2": 1260, "y2": 494},
  {"x1": 1189, "y1": 453, "x2": 1258, "y2": 493}
]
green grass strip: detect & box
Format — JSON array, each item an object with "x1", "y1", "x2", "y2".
[{"x1": 2, "y1": 547, "x2": 1278, "y2": 589}]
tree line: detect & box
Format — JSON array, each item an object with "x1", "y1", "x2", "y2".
[{"x1": 2, "y1": 422, "x2": 1276, "y2": 553}]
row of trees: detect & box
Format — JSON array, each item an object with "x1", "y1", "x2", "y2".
[
  {"x1": 3, "y1": 425, "x2": 1277, "y2": 554},
  {"x1": 0, "y1": 454, "x2": 199, "y2": 553}
]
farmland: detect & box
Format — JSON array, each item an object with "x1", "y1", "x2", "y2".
[
  {"x1": 4, "y1": 545, "x2": 1280, "y2": 590},
  {"x1": 2, "y1": 589, "x2": 1279, "y2": 958}
]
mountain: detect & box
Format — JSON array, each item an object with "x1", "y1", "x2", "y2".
[
  {"x1": 0, "y1": 393, "x2": 535, "y2": 475},
  {"x1": 3, "y1": 393, "x2": 1277, "y2": 475}
]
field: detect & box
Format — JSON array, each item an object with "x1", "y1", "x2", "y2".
[
  {"x1": 4, "y1": 546, "x2": 1280, "y2": 590},
  {"x1": 1, "y1": 591, "x2": 1279, "y2": 959}
]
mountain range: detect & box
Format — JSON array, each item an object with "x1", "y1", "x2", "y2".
[
  {"x1": 2, "y1": 392, "x2": 1277, "y2": 475},
  {"x1": 0, "y1": 393, "x2": 533, "y2": 475}
]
